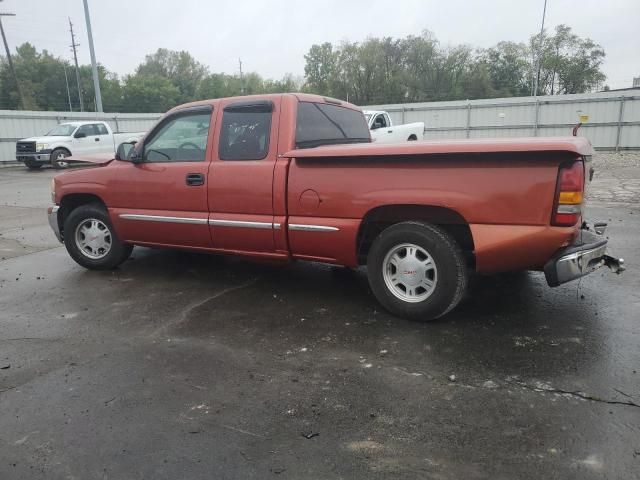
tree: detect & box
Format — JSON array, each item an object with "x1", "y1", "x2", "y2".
[
  {"x1": 534, "y1": 24, "x2": 606, "y2": 95},
  {"x1": 121, "y1": 74, "x2": 180, "y2": 112},
  {"x1": 302, "y1": 27, "x2": 607, "y2": 104},
  {"x1": 136, "y1": 48, "x2": 209, "y2": 103},
  {"x1": 303, "y1": 42, "x2": 337, "y2": 96},
  {"x1": 483, "y1": 42, "x2": 530, "y2": 97}
]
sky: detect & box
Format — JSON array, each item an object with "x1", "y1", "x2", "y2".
[{"x1": 1, "y1": 0, "x2": 638, "y2": 89}]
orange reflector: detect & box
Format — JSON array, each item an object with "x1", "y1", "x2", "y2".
[{"x1": 558, "y1": 191, "x2": 583, "y2": 204}]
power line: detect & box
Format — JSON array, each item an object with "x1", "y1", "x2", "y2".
[
  {"x1": 0, "y1": 12, "x2": 26, "y2": 109},
  {"x1": 68, "y1": 17, "x2": 84, "y2": 112}
]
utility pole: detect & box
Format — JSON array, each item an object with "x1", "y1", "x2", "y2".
[
  {"x1": 82, "y1": 0, "x2": 102, "y2": 112},
  {"x1": 0, "y1": 12, "x2": 26, "y2": 109},
  {"x1": 68, "y1": 17, "x2": 84, "y2": 112},
  {"x1": 63, "y1": 63, "x2": 72, "y2": 111},
  {"x1": 532, "y1": 0, "x2": 548, "y2": 97},
  {"x1": 239, "y1": 58, "x2": 244, "y2": 95}
]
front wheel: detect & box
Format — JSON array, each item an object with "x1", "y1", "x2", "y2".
[
  {"x1": 63, "y1": 204, "x2": 133, "y2": 270},
  {"x1": 367, "y1": 221, "x2": 467, "y2": 321},
  {"x1": 51, "y1": 148, "x2": 70, "y2": 169},
  {"x1": 24, "y1": 160, "x2": 42, "y2": 170}
]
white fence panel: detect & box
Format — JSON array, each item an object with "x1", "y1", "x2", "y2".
[{"x1": 367, "y1": 89, "x2": 640, "y2": 150}]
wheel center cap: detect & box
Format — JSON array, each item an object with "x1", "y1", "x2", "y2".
[{"x1": 399, "y1": 260, "x2": 422, "y2": 287}]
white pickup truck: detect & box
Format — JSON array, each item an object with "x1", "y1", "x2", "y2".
[
  {"x1": 363, "y1": 110, "x2": 424, "y2": 143},
  {"x1": 16, "y1": 121, "x2": 144, "y2": 169}
]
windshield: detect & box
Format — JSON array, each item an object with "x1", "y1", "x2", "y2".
[
  {"x1": 296, "y1": 102, "x2": 371, "y2": 149},
  {"x1": 46, "y1": 124, "x2": 77, "y2": 136}
]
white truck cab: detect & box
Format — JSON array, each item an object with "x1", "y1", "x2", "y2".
[
  {"x1": 363, "y1": 110, "x2": 424, "y2": 143},
  {"x1": 16, "y1": 121, "x2": 144, "y2": 169}
]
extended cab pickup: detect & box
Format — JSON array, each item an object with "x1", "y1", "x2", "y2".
[
  {"x1": 47, "y1": 94, "x2": 624, "y2": 321},
  {"x1": 364, "y1": 110, "x2": 424, "y2": 143},
  {"x1": 16, "y1": 121, "x2": 144, "y2": 170}
]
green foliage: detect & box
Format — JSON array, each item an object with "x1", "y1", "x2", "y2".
[
  {"x1": 533, "y1": 25, "x2": 606, "y2": 95},
  {"x1": 303, "y1": 26, "x2": 607, "y2": 103},
  {"x1": 0, "y1": 24, "x2": 606, "y2": 112},
  {"x1": 121, "y1": 74, "x2": 180, "y2": 113}
]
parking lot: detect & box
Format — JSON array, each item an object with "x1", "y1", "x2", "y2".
[{"x1": 1, "y1": 155, "x2": 639, "y2": 479}]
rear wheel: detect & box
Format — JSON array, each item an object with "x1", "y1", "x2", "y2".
[
  {"x1": 408, "y1": 134, "x2": 418, "y2": 141},
  {"x1": 367, "y1": 221, "x2": 467, "y2": 321},
  {"x1": 63, "y1": 204, "x2": 132, "y2": 270},
  {"x1": 51, "y1": 148, "x2": 71, "y2": 169}
]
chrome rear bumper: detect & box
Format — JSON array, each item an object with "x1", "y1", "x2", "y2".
[{"x1": 544, "y1": 224, "x2": 624, "y2": 287}]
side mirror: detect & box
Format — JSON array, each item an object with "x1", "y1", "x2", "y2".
[
  {"x1": 74, "y1": 131, "x2": 87, "y2": 138},
  {"x1": 115, "y1": 141, "x2": 138, "y2": 162}
]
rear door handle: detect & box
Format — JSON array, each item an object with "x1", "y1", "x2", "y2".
[{"x1": 186, "y1": 173, "x2": 205, "y2": 186}]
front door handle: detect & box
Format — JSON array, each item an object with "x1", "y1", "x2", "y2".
[
  {"x1": 387, "y1": 130, "x2": 393, "y2": 133},
  {"x1": 94, "y1": 137, "x2": 100, "y2": 142},
  {"x1": 186, "y1": 173, "x2": 205, "y2": 186}
]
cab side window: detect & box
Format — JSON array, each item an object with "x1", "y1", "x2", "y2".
[
  {"x1": 219, "y1": 101, "x2": 273, "y2": 161},
  {"x1": 76, "y1": 124, "x2": 97, "y2": 137},
  {"x1": 96, "y1": 124, "x2": 109, "y2": 135},
  {"x1": 143, "y1": 111, "x2": 211, "y2": 162},
  {"x1": 373, "y1": 114, "x2": 387, "y2": 129}
]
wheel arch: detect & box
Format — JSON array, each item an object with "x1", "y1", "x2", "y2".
[
  {"x1": 51, "y1": 146, "x2": 72, "y2": 156},
  {"x1": 356, "y1": 204, "x2": 475, "y2": 267},
  {"x1": 58, "y1": 193, "x2": 107, "y2": 238}
]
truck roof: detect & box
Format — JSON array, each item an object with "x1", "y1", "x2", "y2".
[
  {"x1": 58, "y1": 121, "x2": 106, "y2": 127},
  {"x1": 284, "y1": 136, "x2": 593, "y2": 159},
  {"x1": 167, "y1": 93, "x2": 363, "y2": 114}
]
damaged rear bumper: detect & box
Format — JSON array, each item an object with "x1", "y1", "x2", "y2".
[{"x1": 544, "y1": 223, "x2": 625, "y2": 287}]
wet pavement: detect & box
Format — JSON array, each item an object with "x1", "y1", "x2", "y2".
[{"x1": 1, "y1": 163, "x2": 639, "y2": 479}]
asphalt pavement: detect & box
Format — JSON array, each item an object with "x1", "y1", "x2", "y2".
[{"x1": 0, "y1": 160, "x2": 638, "y2": 479}]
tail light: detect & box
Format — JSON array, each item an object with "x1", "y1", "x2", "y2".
[{"x1": 552, "y1": 160, "x2": 584, "y2": 226}]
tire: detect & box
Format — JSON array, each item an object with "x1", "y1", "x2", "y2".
[
  {"x1": 63, "y1": 203, "x2": 133, "y2": 270},
  {"x1": 24, "y1": 161, "x2": 42, "y2": 170},
  {"x1": 51, "y1": 148, "x2": 71, "y2": 169},
  {"x1": 408, "y1": 134, "x2": 418, "y2": 141},
  {"x1": 367, "y1": 221, "x2": 467, "y2": 321}
]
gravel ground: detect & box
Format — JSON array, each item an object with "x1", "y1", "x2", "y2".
[
  {"x1": 589, "y1": 153, "x2": 640, "y2": 205},
  {"x1": 592, "y1": 151, "x2": 640, "y2": 168}
]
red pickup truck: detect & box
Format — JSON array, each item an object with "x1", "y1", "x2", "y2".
[{"x1": 48, "y1": 93, "x2": 624, "y2": 321}]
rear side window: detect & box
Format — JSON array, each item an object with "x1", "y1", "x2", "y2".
[
  {"x1": 96, "y1": 124, "x2": 109, "y2": 135},
  {"x1": 296, "y1": 102, "x2": 371, "y2": 149},
  {"x1": 219, "y1": 101, "x2": 273, "y2": 161}
]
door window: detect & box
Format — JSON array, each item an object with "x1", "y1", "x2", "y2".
[
  {"x1": 219, "y1": 102, "x2": 272, "y2": 161},
  {"x1": 76, "y1": 124, "x2": 97, "y2": 137},
  {"x1": 143, "y1": 112, "x2": 211, "y2": 162},
  {"x1": 373, "y1": 114, "x2": 387, "y2": 129},
  {"x1": 96, "y1": 124, "x2": 109, "y2": 135}
]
